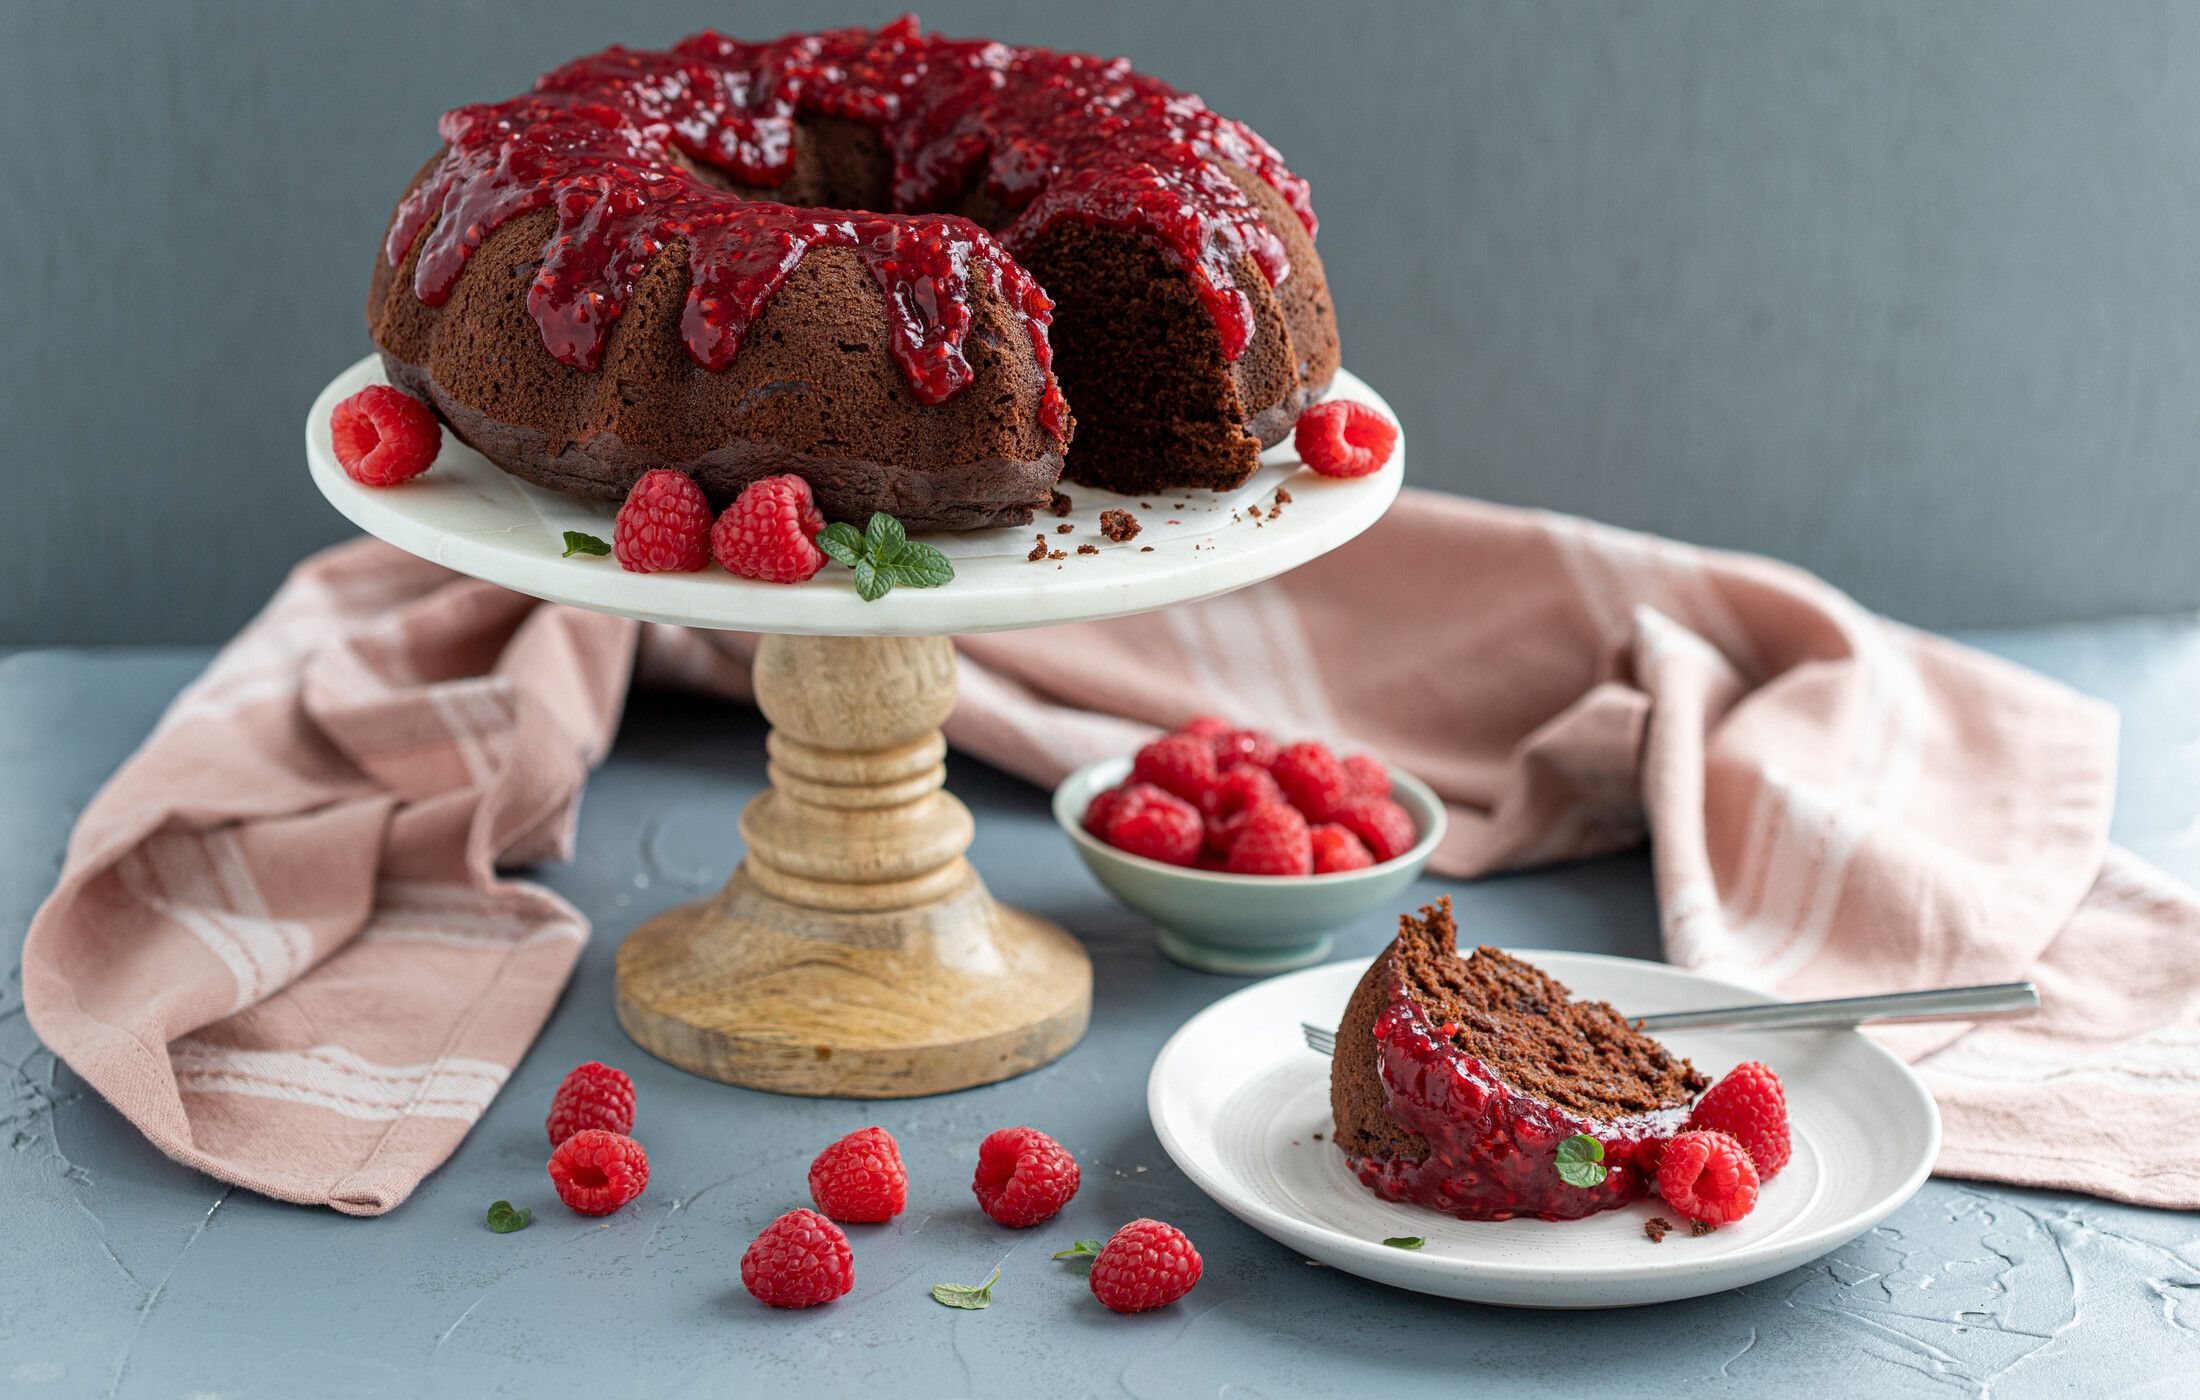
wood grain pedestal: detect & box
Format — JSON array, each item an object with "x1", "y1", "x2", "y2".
[{"x1": 615, "y1": 633, "x2": 1092, "y2": 1097}]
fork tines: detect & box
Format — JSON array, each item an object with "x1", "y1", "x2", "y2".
[{"x1": 1301, "y1": 1023, "x2": 1336, "y2": 1057}]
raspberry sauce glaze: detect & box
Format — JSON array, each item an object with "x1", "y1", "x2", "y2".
[
  {"x1": 385, "y1": 16, "x2": 1320, "y2": 447},
  {"x1": 1351, "y1": 994, "x2": 1687, "y2": 1223}
]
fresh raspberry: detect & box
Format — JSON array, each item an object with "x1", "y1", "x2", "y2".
[
  {"x1": 611, "y1": 470, "x2": 714, "y2": 573},
  {"x1": 1332, "y1": 797, "x2": 1418, "y2": 863},
  {"x1": 1309, "y1": 823, "x2": 1375, "y2": 873},
  {"x1": 1343, "y1": 753, "x2": 1391, "y2": 800},
  {"x1": 1212, "y1": 728, "x2": 1279, "y2": 772},
  {"x1": 740, "y1": 1208, "x2": 854, "y2": 1308},
  {"x1": 546, "y1": 1128, "x2": 650, "y2": 1215},
  {"x1": 972, "y1": 1126, "x2": 1080, "y2": 1227},
  {"x1": 1203, "y1": 765, "x2": 1286, "y2": 856},
  {"x1": 1082, "y1": 783, "x2": 1134, "y2": 840},
  {"x1": 1224, "y1": 802, "x2": 1314, "y2": 876},
  {"x1": 1271, "y1": 741, "x2": 1353, "y2": 821},
  {"x1": 1656, "y1": 1130, "x2": 1760, "y2": 1226},
  {"x1": 1130, "y1": 733, "x2": 1218, "y2": 805},
  {"x1": 329, "y1": 385, "x2": 440, "y2": 487},
  {"x1": 1175, "y1": 715, "x2": 1232, "y2": 742},
  {"x1": 1101, "y1": 783, "x2": 1203, "y2": 866},
  {"x1": 808, "y1": 1126, "x2": 909, "y2": 1223},
  {"x1": 545, "y1": 1061, "x2": 635, "y2": 1147},
  {"x1": 1088, "y1": 1218, "x2": 1203, "y2": 1313},
  {"x1": 1687, "y1": 1062, "x2": 1792, "y2": 1179},
  {"x1": 1294, "y1": 400, "x2": 1399, "y2": 479},
  {"x1": 711, "y1": 474, "x2": 827, "y2": 583}
]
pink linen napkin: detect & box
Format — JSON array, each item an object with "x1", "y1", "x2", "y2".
[{"x1": 25, "y1": 488, "x2": 2199, "y2": 1213}]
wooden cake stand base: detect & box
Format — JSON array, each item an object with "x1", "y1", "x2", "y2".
[{"x1": 613, "y1": 633, "x2": 1091, "y2": 1097}]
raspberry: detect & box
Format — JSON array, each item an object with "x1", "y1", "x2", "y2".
[
  {"x1": 1310, "y1": 823, "x2": 1375, "y2": 873},
  {"x1": 1656, "y1": 1130, "x2": 1761, "y2": 1226},
  {"x1": 1271, "y1": 741, "x2": 1353, "y2": 821},
  {"x1": 1176, "y1": 715, "x2": 1232, "y2": 742},
  {"x1": 1101, "y1": 783, "x2": 1203, "y2": 866},
  {"x1": 612, "y1": 470, "x2": 714, "y2": 573},
  {"x1": 1224, "y1": 802, "x2": 1314, "y2": 875},
  {"x1": 1333, "y1": 797, "x2": 1418, "y2": 863},
  {"x1": 972, "y1": 1126, "x2": 1080, "y2": 1227},
  {"x1": 546, "y1": 1128, "x2": 650, "y2": 1215},
  {"x1": 1687, "y1": 1062, "x2": 1792, "y2": 1179},
  {"x1": 712, "y1": 474, "x2": 827, "y2": 583},
  {"x1": 1203, "y1": 765, "x2": 1286, "y2": 856},
  {"x1": 545, "y1": 1061, "x2": 635, "y2": 1147},
  {"x1": 808, "y1": 1126, "x2": 909, "y2": 1223},
  {"x1": 1130, "y1": 733, "x2": 1218, "y2": 805},
  {"x1": 1082, "y1": 783, "x2": 1134, "y2": 840},
  {"x1": 1294, "y1": 400, "x2": 1399, "y2": 479},
  {"x1": 329, "y1": 385, "x2": 440, "y2": 487},
  {"x1": 1343, "y1": 753, "x2": 1391, "y2": 800},
  {"x1": 1088, "y1": 1218, "x2": 1203, "y2": 1314},
  {"x1": 740, "y1": 1208, "x2": 854, "y2": 1308},
  {"x1": 1212, "y1": 727, "x2": 1279, "y2": 772}
]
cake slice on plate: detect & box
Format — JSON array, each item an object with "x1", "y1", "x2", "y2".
[{"x1": 1329, "y1": 899, "x2": 1707, "y2": 1222}]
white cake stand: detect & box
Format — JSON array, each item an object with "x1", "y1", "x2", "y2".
[{"x1": 307, "y1": 354, "x2": 1402, "y2": 1097}]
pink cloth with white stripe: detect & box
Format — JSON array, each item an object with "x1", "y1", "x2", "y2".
[{"x1": 26, "y1": 488, "x2": 2200, "y2": 1212}]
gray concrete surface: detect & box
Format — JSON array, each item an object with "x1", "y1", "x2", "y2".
[
  {"x1": 9, "y1": 0, "x2": 2200, "y2": 644},
  {"x1": 0, "y1": 620, "x2": 2196, "y2": 1397}
]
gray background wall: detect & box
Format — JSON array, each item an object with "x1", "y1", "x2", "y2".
[{"x1": 5, "y1": 0, "x2": 2196, "y2": 643}]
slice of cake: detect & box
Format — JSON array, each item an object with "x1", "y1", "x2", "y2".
[{"x1": 1330, "y1": 899, "x2": 1707, "y2": 1222}]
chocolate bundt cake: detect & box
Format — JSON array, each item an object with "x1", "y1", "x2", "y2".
[
  {"x1": 1330, "y1": 900, "x2": 1707, "y2": 1222},
  {"x1": 367, "y1": 18, "x2": 1340, "y2": 532}
]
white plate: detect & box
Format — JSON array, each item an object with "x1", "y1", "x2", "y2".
[
  {"x1": 1148, "y1": 951, "x2": 1939, "y2": 1309},
  {"x1": 306, "y1": 355, "x2": 1402, "y2": 635}
]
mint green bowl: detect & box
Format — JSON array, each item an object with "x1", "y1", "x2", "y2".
[{"x1": 1052, "y1": 756, "x2": 1447, "y2": 975}]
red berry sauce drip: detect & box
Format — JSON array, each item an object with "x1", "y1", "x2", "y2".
[
  {"x1": 385, "y1": 17, "x2": 1318, "y2": 443},
  {"x1": 1349, "y1": 992, "x2": 1686, "y2": 1223}
]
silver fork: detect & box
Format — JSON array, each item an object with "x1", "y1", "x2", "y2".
[{"x1": 1299, "y1": 981, "x2": 2038, "y2": 1056}]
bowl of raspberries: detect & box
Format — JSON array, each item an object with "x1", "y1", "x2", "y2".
[{"x1": 1054, "y1": 717, "x2": 1445, "y2": 974}]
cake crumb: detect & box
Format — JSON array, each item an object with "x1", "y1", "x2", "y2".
[
  {"x1": 1644, "y1": 1217, "x2": 1672, "y2": 1244},
  {"x1": 1140, "y1": 501, "x2": 1154, "y2": 510},
  {"x1": 1139, "y1": 545, "x2": 1153, "y2": 552},
  {"x1": 1057, "y1": 522, "x2": 1074, "y2": 534},
  {"x1": 1049, "y1": 490, "x2": 1073, "y2": 517},
  {"x1": 1274, "y1": 486, "x2": 1292, "y2": 505},
  {"x1": 1027, "y1": 534, "x2": 1048, "y2": 562},
  {"x1": 1076, "y1": 543, "x2": 1098, "y2": 555},
  {"x1": 1099, "y1": 509, "x2": 1141, "y2": 542},
  {"x1": 1312, "y1": 1131, "x2": 1324, "y2": 1141},
  {"x1": 1690, "y1": 1218, "x2": 1716, "y2": 1237}
]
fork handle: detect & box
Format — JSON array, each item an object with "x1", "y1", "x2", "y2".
[{"x1": 1635, "y1": 982, "x2": 2038, "y2": 1032}]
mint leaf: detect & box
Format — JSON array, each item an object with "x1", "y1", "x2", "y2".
[
  {"x1": 882, "y1": 540, "x2": 955, "y2": 590},
  {"x1": 817, "y1": 521, "x2": 865, "y2": 568},
  {"x1": 561, "y1": 531, "x2": 611, "y2": 558},
  {"x1": 1052, "y1": 1239, "x2": 1102, "y2": 1262},
  {"x1": 864, "y1": 511, "x2": 908, "y2": 566},
  {"x1": 853, "y1": 559, "x2": 890, "y2": 602},
  {"x1": 1381, "y1": 1236, "x2": 1425, "y2": 1250},
  {"x1": 486, "y1": 1199, "x2": 532, "y2": 1233},
  {"x1": 814, "y1": 510, "x2": 949, "y2": 600},
  {"x1": 930, "y1": 1265, "x2": 1001, "y2": 1310},
  {"x1": 1554, "y1": 1133, "x2": 1607, "y2": 1189}
]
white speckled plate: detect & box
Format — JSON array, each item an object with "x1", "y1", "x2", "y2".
[
  {"x1": 306, "y1": 354, "x2": 1401, "y2": 636},
  {"x1": 1148, "y1": 951, "x2": 1939, "y2": 1309}
]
